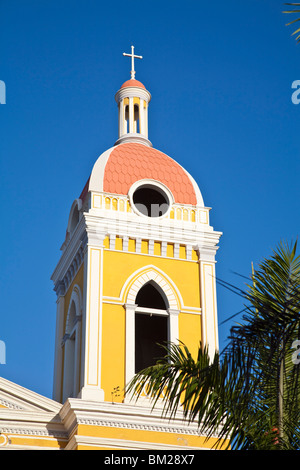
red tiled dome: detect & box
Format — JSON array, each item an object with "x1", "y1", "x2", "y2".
[
  {"x1": 120, "y1": 79, "x2": 146, "y2": 89},
  {"x1": 102, "y1": 143, "x2": 197, "y2": 205}
]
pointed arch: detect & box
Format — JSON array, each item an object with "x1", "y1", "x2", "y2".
[
  {"x1": 121, "y1": 265, "x2": 182, "y2": 310},
  {"x1": 122, "y1": 266, "x2": 181, "y2": 387},
  {"x1": 65, "y1": 284, "x2": 82, "y2": 334},
  {"x1": 66, "y1": 199, "x2": 82, "y2": 237}
]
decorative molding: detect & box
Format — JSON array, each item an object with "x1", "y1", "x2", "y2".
[
  {"x1": 125, "y1": 268, "x2": 179, "y2": 310},
  {"x1": 120, "y1": 265, "x2": 184, "y2": 309},
  {"x1": 0, "y1": 399, "x2": 24, "y2": 411},
  {"x1": 75, "y1": 417, "x2": 201, "y2": 436},
  {"x1": 0, "y1": 377, "x2": 62, "y2": 413},
  {"x1": 0, "y1": 426, "x2": 68, "y2": 439},
  {"x1": 90, "y1": 190, "x2": 210, "y2": 225}
]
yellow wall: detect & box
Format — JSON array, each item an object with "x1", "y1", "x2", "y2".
[
  {"x1": 102, "y1": 248, "x2": 200, "y2": 308},
  {"x1": 101, "y1": 303, "x2": 125, "y2": 402},
  {"x1": 73, "y1": 424, "x2": 227, "y2": 450},
  {"x1": 101, "y1": 246, "x2": 201, "y2": 402},
  {"x1": 59, "y1": 238, "x2": 202, "y2": 406}
]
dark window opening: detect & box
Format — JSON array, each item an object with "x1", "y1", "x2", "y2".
[
  {"x1": 134, "y1": 104, "x2": 140, "y2": 133},
  {"x1": 135, "y1": 283, "x2": 168, "y2": 373},
  {"x1": 135, "y1": 313, "x2": 168, "y2": 373},
  {"x1": 136, "y1": 283, "x2": 167, "y2": 310},
  {"x1": 133, "y1": 185, "x2": 169, "y2": 217}
]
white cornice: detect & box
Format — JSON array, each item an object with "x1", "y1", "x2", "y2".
[
  {"x1": 59, "y1": 399, "x2": 223, "y2": 449},
  {"x1": 51, "y1": 216, "x2": 86, "y2": 287},
  {"x1": 84, "y1": 211, "x2": 221, "y2": 248},
  {"x1": 0, "y1": 377, "x2": 61, "y2": 413},
  {"x1": 115, "y1": 86, "x2": 151, "y2": 103},
  {"x1": 51, "y1": 207, "x2": 222, "y2": 291}
]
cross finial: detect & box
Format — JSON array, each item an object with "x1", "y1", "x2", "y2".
[{"x1": 123, "y1": 45, "x2": 143, "y2": 80}]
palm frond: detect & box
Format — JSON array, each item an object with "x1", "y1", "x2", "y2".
[
  {"x1": 284, "y1": 3, "x2": 300, "y2": 43},
  {"x1": 126, "y1": 241, "x2": 300, "y2": 449}
]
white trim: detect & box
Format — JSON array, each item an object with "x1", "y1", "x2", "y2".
[
  {"x1": 135, "y1": 306, "x2": 168, "y2": 316},
  {"x1": 0, "y1": 377, "x2": 61, "y2": 413},
  {"x1": 78, "y1": 244, "x2": 105, "y2": 402},
  {"x1": 120, "y1": 264, "x2": 183, "y2": 309},
  {"x1": 178, "y1": 164, "x2": 205, "y2": 207},
  {"x1": 126, "y1": 271, "x2": 179, "y2": 310},
  {"x1": 115, "y1": 86, "x2": 151, "y2": 103},
  {"x1": 88, "y1": 146, "x2": 115, "y2": 193},
  {"x1": 199, "y1": 261, "x2": 219, "y2": 359},
  {"x1": 102, "y1": 297, "x2": 201, "y2": 315},
  {"x1": 66, "y1": 198, "x2": 83, "y2": 235},
  {"x1": 65, "y1": 285, "x2": 82, "y2": 334}
]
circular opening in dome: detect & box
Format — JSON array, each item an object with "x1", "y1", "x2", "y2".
[{"x1": 132, "y1": 184, "x2": 170, "y2": 218}]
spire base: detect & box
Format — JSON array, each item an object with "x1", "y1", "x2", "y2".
[{"x1": 114, "y1": 133, "x2": 152, "y2": 147}]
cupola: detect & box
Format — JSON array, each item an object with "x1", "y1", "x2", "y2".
[{"x1": 115, "y1": 46, "x2": 152, "y2": 147}]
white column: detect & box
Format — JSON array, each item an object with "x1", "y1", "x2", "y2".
[
  {"x1": 145, "y1": 101, "x2": 148, "y2": 138},
  {"x1": 118, "y1": 101, "x2": 123, "y2": 137},
  {"x1": 168, "y1": 309, "x2": 180, "y2": 345},
  {"x1": 52, "y1": 281, "x2": 65, "y2": 402},
  {"x1": 139, "y1": 99, "x2": 145, "y2": 135},
  {"x1": 125, "y1": 303, "x2": 138, "y2": 386},
  {"x1": 198, "y1": 247, "x2": 219, "y2": 360},
  {"x1": 79, "y1": 238, "x2": 105, "y2": 401}
]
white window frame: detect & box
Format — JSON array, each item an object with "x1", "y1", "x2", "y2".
[
  {"x1": 128, "y1": 179, "x2": 174, "y2": 219},
  {"x1": 124, "y1": 272, "x2": 180, "y2": 389}
]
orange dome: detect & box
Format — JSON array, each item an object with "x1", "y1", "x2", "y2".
[
  {"x1": 120, "y1": 79, "x2": 146, "y2": 90},
  {"x1": 100, "y1": 143, "x2": 197, "y2": 205}
]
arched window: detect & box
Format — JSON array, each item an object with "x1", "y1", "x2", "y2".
[
  {"x1": 69, "y1": 207, "x2": 79, "y2": 233},
  {"x1": 62, "y1": 288, "x2": 82, "y2": 402},
  {"x1": 134, "y1": 283, "x2": 169, "y2": 373},
  {"x1": 67, "y1": 199, "x2": 82, "y2": 238},
  {"x1": 124, "y1": 269, "x2": 180, "y2": 391}
]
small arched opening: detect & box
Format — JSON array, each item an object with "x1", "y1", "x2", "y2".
[
  {"x1": 134, "y1": 282, "x2": 169, "y2": 373},
  {"x1": 62, "y1": 287, "x2": 82, "y2": 402},
  {"x1": 134, "y1": 104, "x2": 140, "y2": 133}
]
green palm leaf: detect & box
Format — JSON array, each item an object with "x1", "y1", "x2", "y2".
[
  {"x1": 284, "y1": 3, "x2": 300, "y2": 43},
  {"x1": 126, "y1": 241, "x2": 300, "y2": 450}
]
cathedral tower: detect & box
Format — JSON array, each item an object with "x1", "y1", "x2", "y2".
[
  {"x1": 0, "y1": 48, "x2": 225, "y2": 451},
  {"x1": 49, "y1": 48, "x2": 222, "y2": 449}
]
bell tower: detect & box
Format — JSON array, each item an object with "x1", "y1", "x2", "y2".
[
  {"x1": 115, "y1": 46, "x2": 151, "y2": 147},
  {"x1": 0, "y1": 47, "x2": 230, "y2": 451},
  {"x1": 51, "y1": 48, "x2": 222, "y2": 449}
]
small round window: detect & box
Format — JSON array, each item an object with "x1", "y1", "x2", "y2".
[{"x1": 132, "y1": 183, "x2": 170, "y2": 218}]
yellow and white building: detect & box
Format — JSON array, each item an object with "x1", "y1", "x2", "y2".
[{"x1": 0, "y1": 51, "x2": 223, "y2": 450}]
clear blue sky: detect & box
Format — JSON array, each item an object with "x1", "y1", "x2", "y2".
[{"x1": 0, "y1": 0, "x2": 299, "y2": 399}]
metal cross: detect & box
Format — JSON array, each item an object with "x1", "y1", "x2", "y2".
[{"x1": 123, "y1": 45, "x2": 143, "y2": 80}]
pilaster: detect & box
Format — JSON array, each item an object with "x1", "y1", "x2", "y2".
[
  {"x1": 196, "y1": 244, "x2": 219, "y2": 359},
  {"x1": 53, "y1": 281, "x2": 65, "y2": 402},
  {"x1": 78, "y1": 229, "x2": 105, "y2": 402}
]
